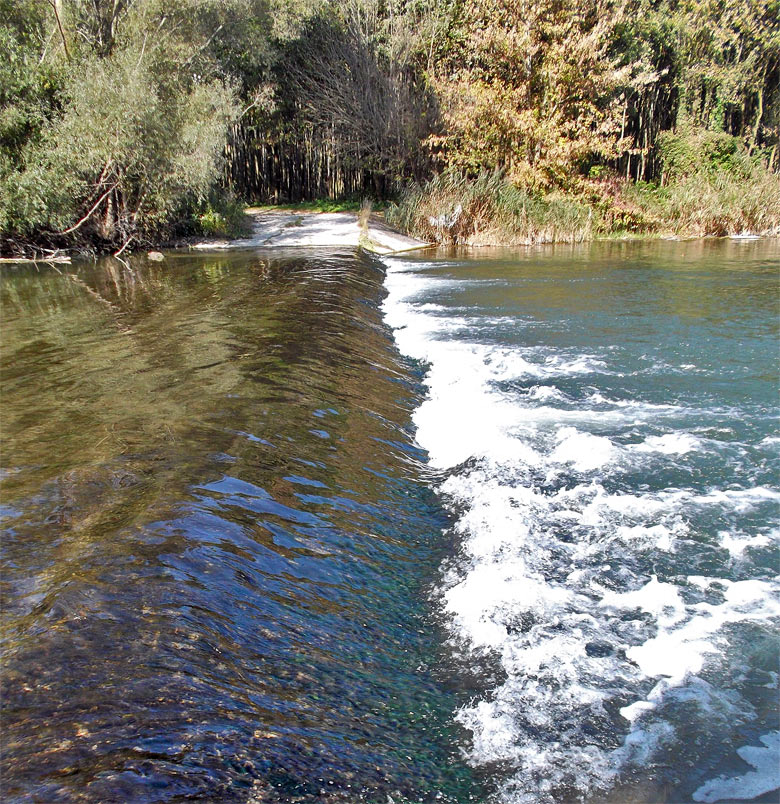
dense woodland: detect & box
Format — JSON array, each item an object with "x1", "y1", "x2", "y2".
[{"x1": 1, "y1": 0, "x2": 779, "y2": 253}]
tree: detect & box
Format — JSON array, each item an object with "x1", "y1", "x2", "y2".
[
  {"x1": 424, "y1": 0, "x2": 630, "y2": 189},
  {"x1": 0, "y1": 0, "x2": 275, "y2": 253}
]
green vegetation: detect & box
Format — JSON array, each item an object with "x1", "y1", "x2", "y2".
[
  {"x1": 0, "y1": 0, "x2": 264, "y2": 254},
  {"x1": 194, "y1": 195, "x2": 252, "y2": 239},
  {"x1": 1, "y1": 0, "x2": 778, "y2": 253},
  {"x1": 389, "y1": 131, "x2": 780, "y2": 245},
  {"x1": 627, "y1": 129, "x2": 780, "y2": 236},
  {"x1": 387, "y1": 0, "x2": 780, "y2": 243}
]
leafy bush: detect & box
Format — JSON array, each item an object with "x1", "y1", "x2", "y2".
[
  {"x1": 0, "y1": 0, "x2": 260, "y2": 254},
  {"x1": 195, "y1": 195, "x2": 250, "y2": 238},
  {"x1": 639, "y1": 127, "x2": 780, "y2": 235},
  {"x1": 2, "y1": 50, "x2": 236, "y2": 246},
  {"x1": 657, "y1": 128, "x2": 757, "y2": 182},
  {"x1": 0, "y1": 0, "x2": 65, "y2": 169},
  {"x1": 629, "y1": 168, "x2": 780, "y2": 236},
  {"x1": 389, "y1": 155, "x2": 780, "y2": 244}
]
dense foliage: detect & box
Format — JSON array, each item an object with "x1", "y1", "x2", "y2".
[
  {"x1": 0, "y1": 0, "x2": 263, "y2": 253},
  {"x1": 1, "y1": 0, "x2": 778, "y2": 252}
]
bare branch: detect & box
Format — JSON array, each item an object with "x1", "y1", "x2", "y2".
[
  {"x1": 46, "y1": 0, "x2": 71, "y2": 61},
  {"x1": 60, "y1": 183, "x2": 118, "y2": 235}
]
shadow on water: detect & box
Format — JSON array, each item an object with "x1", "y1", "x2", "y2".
[{"x1": 0, "y1": 251, "x2": 481, "y2": 802}]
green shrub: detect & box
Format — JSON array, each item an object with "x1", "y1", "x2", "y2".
[
  {"x1": 388, "y1": 157, "x2": 780, "y2": 245},
  {"x1": 0, "y1": 0, "x2": 255, "y2": 254},
  {"x1": 657, "y1": 128, "x2": 757, "y2": 183},
  {"x1": 1, "y1": 50, "x2": 237, "y2": 249},
  {"x1": 195, "y1": 196, "x2": 250, "y2": 238},
  {"x1": 627, "y1": 167, "x2": 780, "y2": 236}
]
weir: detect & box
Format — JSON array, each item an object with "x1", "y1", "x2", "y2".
[{"x1": 1, "y1": 237, "x2": 778, "y2": 803}]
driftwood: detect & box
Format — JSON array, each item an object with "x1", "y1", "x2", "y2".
[{"x1": 0, "y1": 255, "x2": 72, "y2": 264}]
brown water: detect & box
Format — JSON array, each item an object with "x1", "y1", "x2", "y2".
[{"x1": 1, "y1": 250, "x2": 479, "y2": 803}]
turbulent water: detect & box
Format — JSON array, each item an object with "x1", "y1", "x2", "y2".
[
  {"x1": 1, "y1": 239, "x2": 778, "y2": 804},
  {"x1": 382, "y1": 239, "x2": 779, "y2": 804}
]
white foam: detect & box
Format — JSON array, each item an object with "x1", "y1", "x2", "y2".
[
  {"x1": 693, "y1": 732, "x2": 780, "y2": 802},
  {"x1": 578, "y1": 485, "x2": 780, "y2": 526},
  {"x1": 380, "y1": 255, "x2": 780, "y2": 804},
  {"x1": 526, "y1": 385, "x2": 569, "y2": 402},
  {"x1": 487, "y1": 349, "x2": 609, "y2": 381},
  {"x1": 549, "y1": 427, "x2": 617, "y2": 472},
  {"x1": 614, "y1": 523, "x2": 682, "y2": 551},
  {"x1": 719, "y1": 528, "x2": 774, "y2": 556},
  {"x1": 602, "y1": 577, "x2": 780, "y2": 686},
  {"x1": 634, "y1": 432, "x2": 704, "y2": 455}
]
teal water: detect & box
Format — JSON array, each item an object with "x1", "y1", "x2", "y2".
[
  {"x1": 382, "y1": 238, "x2": 779, "y2": 804},
  {"x1": 1, "y1": 239, "x2": 778, "y2": 803}
]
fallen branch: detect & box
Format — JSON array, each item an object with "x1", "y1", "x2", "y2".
[
  {"x1": 113, "y1": 235, "x2": 134, "y2": 257},
  {"x1": 0, "y1": 255, "x2": 72, "y2": 264}
]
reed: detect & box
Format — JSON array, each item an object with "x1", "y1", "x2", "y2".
[
  {"x1": 628, "y1": 169, "x2": 780, "y2": 237},
  {"x1": 387, "y1": 170, "x2": 594, "y2": 246},
  {"x1": 388, "y1": 160, "x2": 780, "y2": 246}
]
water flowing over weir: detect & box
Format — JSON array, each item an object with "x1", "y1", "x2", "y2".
[
  {"x1": 380, "y1": 239, "x2": 780, "y2": 804},
  {"x1": 1, "y1": 250, "x2": 482, "y2": 803}
]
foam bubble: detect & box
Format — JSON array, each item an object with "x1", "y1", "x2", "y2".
[
  {"x1": 719, "y1": 528, "x2": 774, "y2": 556},
  {"x1": 602, "y1": 577, "x2": 780, "y2": 686},
  {"x1": 693, "y1": 732, "x2": 780, "y2": 803},
  {"x1": 487, "y1": 350, "x2": 609, "y2": 381},
  {"x1": 380, "y1": 255, "x2": 780, "y2": 804},
  {"x1": 614, "y1": 523, "x2": 682, "y2": 551},
  {"x1": 634, "y1": 432, "x2": 704, "y2": 455},
  {"x1": 549, "y1": 427, "x2": 617, "y2": 472},
  {"x1": 525, "y1": 385, "x2": 569, "y2": 402}
]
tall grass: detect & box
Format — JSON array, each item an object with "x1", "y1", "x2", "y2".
[
  {"x1": 624, "y1": 129, "x2": 780, "y2": 237},
  {"x1": 386, "y1": 170, "x2": 594, "y2": 245},
  {"x1": 388, "y1": 155, "x2": 780, "y2": 245},
  {"x1": 628, "y1": 170, "x2": 780, "y2": 237}
]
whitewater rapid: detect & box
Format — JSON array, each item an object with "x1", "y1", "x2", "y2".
[{"x1": 381, "y1": 250, "x2": 780, "y2": 804}]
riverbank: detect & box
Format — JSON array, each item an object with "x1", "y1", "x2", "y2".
[
  {"x1": 3, "y1": 204, "x2": 777, "y2": 266},
  {"x1": 386, "y1": 168, "x2": 780, "y2": 248},
  {"x1": 0, "y1": 209, "x2": 429, "y2": 262}
]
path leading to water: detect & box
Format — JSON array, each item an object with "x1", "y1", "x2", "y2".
[{"x1": 191, "y1": 209, "x2": 430, "y2": 254}]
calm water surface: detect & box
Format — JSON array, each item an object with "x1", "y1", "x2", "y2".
[{"x1": 1, "y1": 239, "x2": 778, "y2": 804}]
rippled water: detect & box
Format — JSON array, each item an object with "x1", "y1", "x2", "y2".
[
  {"x1": 2, "y1": 240, "x2": 778, "y2": 804},
  {"x1": 1, "y1": 251, "x2": 480, "y2": 802},
  {"x1": 382, "y1": 238, "x2": 779, "y2": 804}
]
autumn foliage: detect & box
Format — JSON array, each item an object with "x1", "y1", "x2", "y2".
[{"x1": 1, "y1": 0, "x2": 778, "y2": 253}]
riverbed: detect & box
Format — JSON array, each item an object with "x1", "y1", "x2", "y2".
[{"x1": 1, "y1": 238, "x2": 778, "y2": 803}]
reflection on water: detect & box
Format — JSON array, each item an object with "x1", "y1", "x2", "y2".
[{"x1": 1, "y1": 251, "x2": 479, "y2": 802}]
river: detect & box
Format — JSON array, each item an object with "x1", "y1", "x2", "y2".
[{"x1": 1, "y1": 239, "x2": 778, "y2": 803}]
